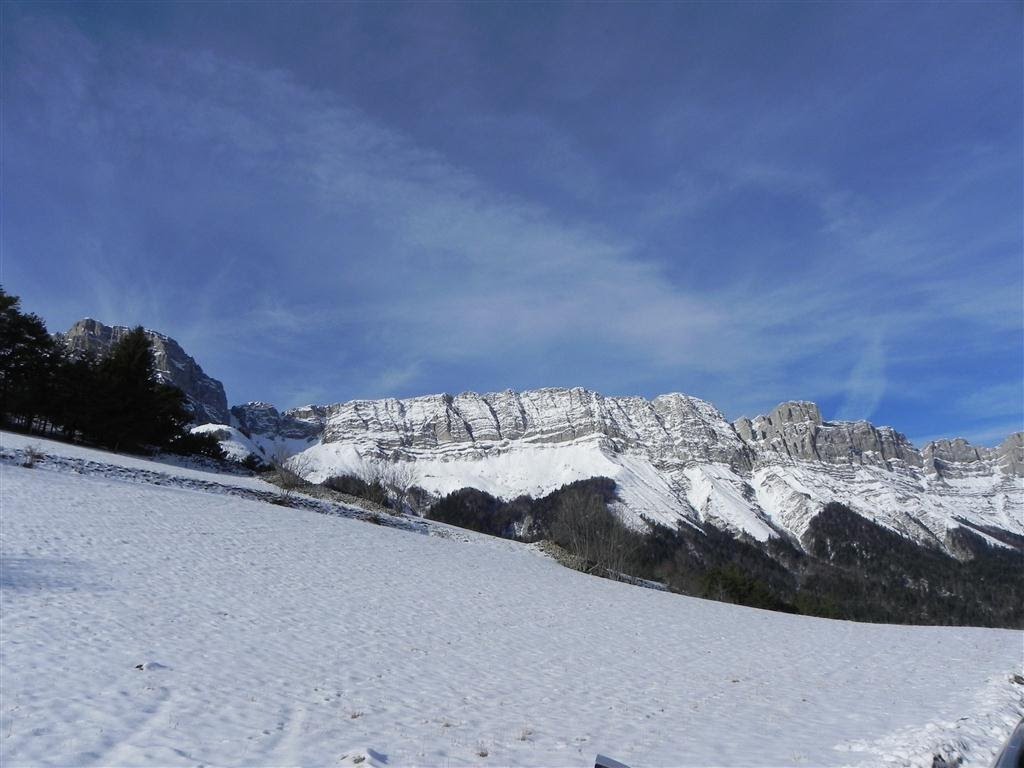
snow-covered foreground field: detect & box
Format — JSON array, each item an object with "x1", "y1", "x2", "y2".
[{"x1": 1, "y1": 435, "x2": 1022, "y2": 767}]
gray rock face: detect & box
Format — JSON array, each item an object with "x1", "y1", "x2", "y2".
[
  {"x1": 223, "y1": 387, "x2": 1022, "y2": 550},
  {"x1": 60, "y1": 318, "x2": 230, "y2": 425},
  {"x1": 734, "y1": 401, "x2": 822, "y2": 461},
  {"x1": 996, "y1": 432, "x2": 1024, "y2": 476},
  {"x1": 918, "y1": 433, "x2": 1024, "y2": 479},
  {"x1": 238, "y1": 386, "x2": 1019, "y2": 480},
  {"x1": 231, "y1": 402, "x2": 324, "y2": 442},
  {"x1": 924, "y1": 438, "x2": 987, "y2": 465},
  {"x1": 311, "y1": 387, "x2": 752, "y2": 469},
  {"x1": 922, "y1": 438, "x2": 991, "y2": 478},
  {"x1": 734, "y1": 401, "x2": 921, "y2": 469}
]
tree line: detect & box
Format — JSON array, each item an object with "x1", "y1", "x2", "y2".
[{"x1": 0, "y1": 287, "x2": 222, "y2": 457}]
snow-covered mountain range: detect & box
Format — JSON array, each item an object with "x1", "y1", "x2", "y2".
[
  {"x1": 67, "y1": 318, "x2": 1022, "y2": 554},
  {"x1": 213, "y1": 388, "x2": 1022, "y2": 555}
]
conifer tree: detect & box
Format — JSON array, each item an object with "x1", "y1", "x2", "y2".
[
  {"x1": 92, "y1": 326, "x2": 190, "y2": 450},
  {"x1": 51, "y1": 353, "x2": 99, "y2": 440},
  {"x1": 0, "y1": 287, "x2": 58, "y2": 431}
]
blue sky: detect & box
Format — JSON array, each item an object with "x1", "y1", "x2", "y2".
[{"x1": 2, "y1": 1, "x2": 1021, "y2": 445}]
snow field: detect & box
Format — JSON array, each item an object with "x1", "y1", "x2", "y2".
[
  {"x1": 1, "y1": 438, "x2": 1022, "y2": 767},
  {"x1": 0, "y1": 431, "x2": 276, "y2": 492}
]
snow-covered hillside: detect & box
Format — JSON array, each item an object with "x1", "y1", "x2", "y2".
[
  {"x1": 2, "y1": 433, "x2": 1022, "y2": 767},
  {"x1": 221, "y1": 388, "x2": 1024, "y2": 551}
]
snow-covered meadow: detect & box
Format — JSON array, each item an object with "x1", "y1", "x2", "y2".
[{"x1": 1, "y1": 433, "x2": 1021, "y2": 767}]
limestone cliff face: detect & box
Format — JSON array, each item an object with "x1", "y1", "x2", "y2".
[
  {"x1": 920, "y1": 432, "x2": 1024, "y2": 478},
  {"x1": 734, "y1": 401, "x2": 1024, "y2": 482},
  {"x1": 60, "y1": 319, "x2": 230, "y2": 425},
  {"x1": 216, "y1": 387, "x2": 1023, "y2": 551},
  {"x1": 307, "y1": 388, "x2": 752, "y2": 468},
  {"x1": 223, "y1": 387, "x2": 1022, "y2": 551},
  {"x1": 230, "y1": 402, "x2": 324, "y2": 442},
  {"x1": 996, "y1": 432, "x2": 1024, "y2": 477},
  {"x1": 734, "y1": 401, "x2": 922, "y2": 469},
  {"x1": 922, "y1": 438, "x2": 995, "y2": 479}
]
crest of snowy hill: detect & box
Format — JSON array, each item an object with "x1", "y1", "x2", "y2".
[
  {"x1": 215, "y1": 388, "x2": 1023, "y2": 554},
  {"x1": 59, "y1": 319, "x2": 230, "y2": 425}
]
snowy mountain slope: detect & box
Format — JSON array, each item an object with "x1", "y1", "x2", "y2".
[
  {"x1": 220, "y1": 388, "x2": 1023, "y2": 552},
  {"x1": 2, "y1": 440, "x2": 1022, "y2": 767}
]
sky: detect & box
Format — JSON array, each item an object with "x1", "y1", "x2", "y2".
[{"x1": 2, "y1": 1, "x2": 1021, "y2": 446}]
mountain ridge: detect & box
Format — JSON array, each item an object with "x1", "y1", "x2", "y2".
[
  {"x1": 224, "y1": 386, "x2": 1023, "y2": 554},
  {"x1": 60, "y1": 317, "x2": 1021, "y2": 555}
]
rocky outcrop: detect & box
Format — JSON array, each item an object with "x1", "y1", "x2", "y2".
[
  {"x1": 310, "y1": 387, "x2": 752, "y2": 469},
  {"x1": 924, "y1": 438, "x2": 988, "y2": 465},
  {"x1": 918, "y1": 433, "x2": 1024, "y2": 479},
  {"x1": 922, "y1": 438, "x2": 991, "y2": 478},
  {"x1": 734, "y1": 401, "x2": 822, "y2": 461},
  {"x1": 997, "y1": 432, "x2": 1024, "y2": 476},
  {"x1": 230, "y1": 402, "x2": 324, "y2": 442},
  {"x1": 60, "y1": 318, "x2": 230, "y2": 425},
  {"x1": 734, "y1": 401, "x2": 921, "y2": 469}
]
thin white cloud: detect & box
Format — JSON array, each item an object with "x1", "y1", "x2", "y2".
[
  {"x1": 835, "y1": 331, "x2": 887, "y2": 422},
  {"x1": 3, "y1": 11, "x2": 1021, "y2": 435}
]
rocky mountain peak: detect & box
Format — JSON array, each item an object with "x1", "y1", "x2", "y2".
[
  {"x1": 59, "y1": 318, "x2": 230, "y2": 425},
  {"x1": 996, "y1": 432, "x2": 1024, "y2": 476},
  {"x1": 734, "y1": 401, "x2": 921, "y2": 469},
  {"x1": 772, "y1": 401, "x2": 824, "y2": 426}
]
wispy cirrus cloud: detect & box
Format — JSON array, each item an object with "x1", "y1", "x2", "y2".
[{"x1": 2, "y1": 4, "x2": 1020, "y2": 445}]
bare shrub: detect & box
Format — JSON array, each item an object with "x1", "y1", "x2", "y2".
[
  {"x1": 21, "y1": 444, "x2": 44, "y2": 468},
  {"x1": 322, "y1": 474, "x2": 389, "y2": 507},
  {"x1": 354, "y1": 457, "x2": 379, "y2": 485},
  {"x1": 551, "y1": 487, "x2": 638, "y2": 578},
  {"x1": 356, "y1": 458, "x2": 417, "y2": 512},
  {"x1": 268, "y1": 443, "x2": 289, "y2": 470},
  {"x1": 380, "y1": 460, "x2": 415, "y2": 494},
  {"x1": 267, "y1": 445, "x2": 313, "y2": 499},
  {"x1": 287, "y1": 451, "x2": 315, "y2": 484}
]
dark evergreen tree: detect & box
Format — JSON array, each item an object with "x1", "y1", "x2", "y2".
[
  {"x1": 0, "y1": 287, "x2": 58, "y2": 431},
  {"x1": 91, "y1": 326, "x2": 190, "y2": 451},
  {"x1": 166, "y1": 430, "x2": 227, "y2": 461},
  {"x1": 51, "y1": 353, "x2": 99, "y2": 440}
]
